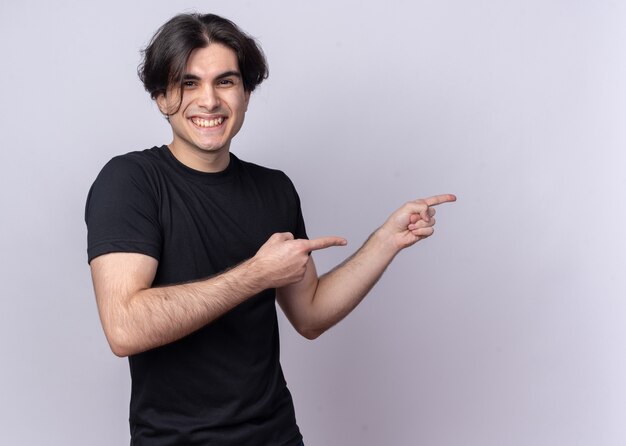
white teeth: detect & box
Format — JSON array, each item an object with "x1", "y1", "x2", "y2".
[{"x1": 192, "y1": 117, "x2": 224, "y2": 127}]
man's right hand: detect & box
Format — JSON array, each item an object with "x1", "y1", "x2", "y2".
[{"x1": 251, "y1": 232, "x2": 347, "y2": 289}]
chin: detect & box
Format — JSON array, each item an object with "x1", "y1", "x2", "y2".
[{"x1": 197, "y1": 144, "x2": 227, "y2": 153}]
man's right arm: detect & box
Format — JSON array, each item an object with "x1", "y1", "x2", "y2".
[{"x1": 90, "y1": 233, "x2": 345, "y2": 357}]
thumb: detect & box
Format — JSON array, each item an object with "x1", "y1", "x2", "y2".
[{"x1": 268, "y1": 232, "x2": 294, "y2": 243}]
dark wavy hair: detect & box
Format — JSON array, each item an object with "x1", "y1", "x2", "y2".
[{"x1": 138, "y1": 13, "x2": 268, "y2": 102}]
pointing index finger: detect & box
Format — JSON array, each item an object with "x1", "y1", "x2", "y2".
[
  {"x1": 303, "y1": 236, "x2": 347, "y2": 253},
  {"x1": 424, "y1": 194, "x2": 457, "y2": 207}
]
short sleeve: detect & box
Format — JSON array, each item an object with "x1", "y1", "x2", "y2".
[
  {"x1": 284, "y1": 173, "x2": 308, "y2": 241},
  {"x1": 85, "y1": 155, "x2": 162, "y2": 263}
]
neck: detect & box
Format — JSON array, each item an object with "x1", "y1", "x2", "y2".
[{"x1": 168, "y1": 143, "x2": 231, "y2": 173}]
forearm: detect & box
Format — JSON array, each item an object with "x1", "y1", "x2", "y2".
[
  {"x1": 103, "y1": 259, "x2": 265, "y2": 356},
  {"x1": 302, "y1": 228, "x2": 400, "y2": 337},
  {"x1": 95, "y1": 233, "x2": 347, "y2": 356},
  {"x1": 278, "y1": 195, "x2": 455, "y2": 339}
]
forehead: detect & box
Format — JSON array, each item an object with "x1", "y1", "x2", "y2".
[{"x1": 185, "y1": 43, "x2": 240, "y2": 76}]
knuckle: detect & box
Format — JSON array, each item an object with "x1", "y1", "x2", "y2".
[{"x1": 270, "y1": 232, "x2": 283, "y2": 242}]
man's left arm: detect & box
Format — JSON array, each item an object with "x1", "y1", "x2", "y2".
[{"x1": 277, "y1": 194, "x2": 456, "y2": 339}]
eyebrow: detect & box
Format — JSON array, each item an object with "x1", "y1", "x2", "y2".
[
  {"x1": 182, "y1": 71, "x2": 242, "y2": 82},
  {"x1": 216, "y1": 70, "x2": 242, "y2": 80}
]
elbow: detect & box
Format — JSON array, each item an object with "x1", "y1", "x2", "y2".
[
  {"x1": 107, "y1": 336, "x2": 132, "y2": 357},
  {"x1": 109, "y1": 342, "x2": 131, "y2": 358},
  {"x1": 291, "y1": 317, "x2": 331, "y2": 340},
  {"x1": 298, "y1": 326, "x2": 324, "y2": 340},
  {"x1": 104, "y1": 326, "x2": 137, "y2": 357},
  {"x1": 302, "y1": 331, "x2": 321, "y2": 341}
]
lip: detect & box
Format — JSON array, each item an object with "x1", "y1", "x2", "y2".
[{"x1": 189, "y1": 115, "x2": 227, "y2": 130}]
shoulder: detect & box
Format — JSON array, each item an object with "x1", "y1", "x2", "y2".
[
  {"x1": 96, "y1": 146, "x2": 165, "y2": 182},
  {"x1": 233, "y1": 154, "x2": 293, "y2": 186},
  {"x1": 87, "y1": 147, "x2": 168, "y2": 214},
  {"x1": 232, "y1": 156, "x2": 304, "y2": 216},
  {"x1": 89, "y1": 147, "x2": 172, "y2": 201}
]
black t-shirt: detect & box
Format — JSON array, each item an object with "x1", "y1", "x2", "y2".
[{"x1": 85, "y1": 146, "x2": 306, "y2": 446}]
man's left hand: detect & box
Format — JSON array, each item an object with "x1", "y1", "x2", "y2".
[{"x1": 380, "y1": 194, "x2": 457, "y2": 250}]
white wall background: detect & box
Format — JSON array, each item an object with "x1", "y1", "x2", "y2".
[{"x1": 1, "y1": 1, "x2": 624, "y2": 445}]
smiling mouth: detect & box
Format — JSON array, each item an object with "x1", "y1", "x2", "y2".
[{"x1": 191, "y1": 117, "x2": 225, "y2": 128}]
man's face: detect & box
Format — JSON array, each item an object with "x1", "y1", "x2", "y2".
[{"x1": 157, "y1": 43, "x2": 250, "y2": 171}]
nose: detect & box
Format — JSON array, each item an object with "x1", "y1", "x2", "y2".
[{"x1": 197, "y1": 84, "x2": 220, "y2": 111}]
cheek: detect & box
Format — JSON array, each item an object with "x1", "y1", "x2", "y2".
[
  {"x1": 173, "y1": 95, "x2": 190, "y2": 115},
  {"x1": 162, "y1": 89, "x2": 188, "y2": 115},
  {"x1": 230, "y1": 91, "x2": 249, "y2": 114},
  {"x1": 234, "y1": 99, "x2": 248, "y2": 122},
  {"x1": 244, "y1": 92, "x2": 250, "y2": 112}
]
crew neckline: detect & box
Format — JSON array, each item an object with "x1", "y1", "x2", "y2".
[{"x1": 158, "y1": 145, "x2": 239, "y2": 185}]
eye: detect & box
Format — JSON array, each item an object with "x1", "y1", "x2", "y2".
[
  {"x1": 183, "y1": 80, "x2": 197, "y2": 88},
  {"x1": 218, "y1": 78, "x2": 235, "y2": 87}
]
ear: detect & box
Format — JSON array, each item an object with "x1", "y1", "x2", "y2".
[
  {"x1": 244, "y1": 91, "x2": 251, "y2": 112},
  {"x1": 156, "y1": 93, "x2": 169, "y2": 116}
]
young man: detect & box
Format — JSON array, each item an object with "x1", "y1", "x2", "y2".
[{"x1": 85, "y1": 13, "x2": 455, "y2": 446}]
